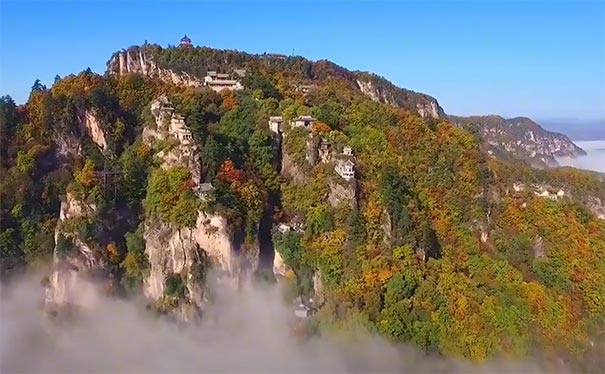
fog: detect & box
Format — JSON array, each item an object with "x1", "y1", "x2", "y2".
[
  {"x1": 557, "y1": 140, "x2": 605, "y2": 173},
  {"x1": 1, "y1": 273, "x2": 564, "y2": 373}
]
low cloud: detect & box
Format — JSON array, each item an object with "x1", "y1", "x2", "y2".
[
  {"x1": 557, "y1": 141, "x2": 605, "y2": 173},
  {"x1": 1, "y1": 272, "x2": 564, "y2": 373}
]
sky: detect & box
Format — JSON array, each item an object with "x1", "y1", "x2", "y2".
[{"x1": 0, "y1": 0, "x2": 604, "y2": 120}]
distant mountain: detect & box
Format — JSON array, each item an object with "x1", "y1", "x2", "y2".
[
  {"x1": 538, "y1": 118, "x2": 605, "y2": 141},
  {"x1": 450, "y1": 115, "x2": 586, "y2": 168}
]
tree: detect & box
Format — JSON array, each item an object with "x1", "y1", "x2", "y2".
[
  {"x1": 145, "y1": 167, "x2": 199, "y2": 228},
  {"x1": 121, "y1": 226, "x2": 149, "y2": 289},
  {"x1": 31, "y1": 79, "x2": 46, "y2": 93}
]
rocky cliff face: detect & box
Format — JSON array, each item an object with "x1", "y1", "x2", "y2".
[
  {"x1": 140, "y1": 97, "x2": 254, "y2": 319},
  {"x1": 143, "y1": 219, "x2": 206, "y2": 319},
  {"x1": 45, "y1": 192, "x2": 102, "y2": 312},
  {"x1": 77, "y1": 109, "x2": 109, "y2": 151},
  {"x1": 451, "y1": 115, "x2": 586, "y2": 168},
  {"x1": 107, "y1": 46, "x2": 204, "y2": 87},
  {"x1": 355, "y1": 73, "x2": 444, "y2": 119},
  {"x1": 327, "y1": 181, "x2": 357, "y2": 209}
]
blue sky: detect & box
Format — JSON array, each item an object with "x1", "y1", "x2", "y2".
[{"x1": 1, "y1": 0, "x2": 604, "y2": 119}]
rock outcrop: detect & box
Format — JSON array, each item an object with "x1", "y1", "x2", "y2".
[
  {"x1": 45, "y1": 192, "x2": 101, "y2": 311},
  {"x1": 107, "y1": 46, "x2": 204, "y2": 88},
  {"x1": 451, "y1": 115, "x2": 586, "y2": 168},
  {"x1": 355, "y1": 73, "x2": 444, "y2": 119},
  {"x1": 77, "y1": 109, "x2": 109, "y2": 151},
  {"x1": 585, "y1": 196, "x2": 605, "y2": 221},
  {"x1": 143, "y1": 220, "x2": 206, "y2": 316},
  {"x1": 327, "y1": 181, "x2": 356, "y2": 209},
  {"x1": 140, "y1": 97, "x2": 256, "y2": 319},
  {"x1": 280, "y1": 145, "x2": 308, "y2": 185},
  {"x1": 272, "y1": 251, "x2": 288, "y2": 277}
]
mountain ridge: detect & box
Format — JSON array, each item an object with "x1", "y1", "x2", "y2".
[
  {"x1": 106, "y1": 43, "x2": 446, "y2": 119},
  {"x1": 450, "y1": 114, "x2": 586, "y2": 168}
]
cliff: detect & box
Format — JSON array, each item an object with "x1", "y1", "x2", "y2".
[
  {"x1": 140, "y1": 97, "x2": 255, "y2": 319},
  {"x1": 107, "y1": 46, "x2": 204, "y2": 87},
  {"x1": 451, "y1": 115, "x2": 586, "y2": 168},
  {"x1": 45, "y1": 192, "x2": 102, "y2": 312},
  {"x1": 355, "y1": 73, "x2": 444, "y2": 119},
  {"x1": 77, "y1": 109, "x2": 109, "y2": 151}
]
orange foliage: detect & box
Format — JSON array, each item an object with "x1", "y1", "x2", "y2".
[
  {"x1": 221, "y1": 90, "x2": 237, "y2": 110},
  {"x1": 217, "y1": 159, "x2": 245, "y2": 184},
  {"x1": 311, "y1": 121, "x2": 331, "y2": 134},
  {"x1": 106, "y1": 242, "x2": 120, "y2": 264}
]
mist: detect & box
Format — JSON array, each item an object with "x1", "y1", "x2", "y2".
[
  {"x1": 1, "y1": 272, "x2": 566, "y2": 373},
  {"x1": 557, "y1": 140, "x2": 605, "y2": 173}
]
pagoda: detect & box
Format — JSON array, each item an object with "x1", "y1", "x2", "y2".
[{"x1": 179, "y1": 35, "x2": 192, "y2": 49}]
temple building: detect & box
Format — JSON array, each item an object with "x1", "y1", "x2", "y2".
[
  {"x1": 196, "y1": 183, "x2": 215, "y2": 201},
  {"x1": 203, "y1": 70, "x2": 245, "y2": 92},
  {"x1": 268, "y1": 116, "x2": 283, "y2": 134},
  {"x1": 291, "y1": 115, "x2": 315, "y2": 128},
  {"x1": 169, "y1": 114, "x2": 193, "y2": 145},
  {"x1": 180, "y1": 35, "x2": 192, "y2": 49},
  {"x1": 335, "y1": 159, "x2": 355, "y2": 181}
]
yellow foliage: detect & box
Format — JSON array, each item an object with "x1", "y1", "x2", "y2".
[{"x1": 106, "y1": 242, "x2": 120, "y2": 264}]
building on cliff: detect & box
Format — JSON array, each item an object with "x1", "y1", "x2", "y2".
[
  {"x1": 294, "y1": 84, "x2": 317, "y2": 94},
  {"x1": 180, "y1": 35, "x2": 192, "y2": 49},
  {"x1": 169, "y1": 114, "x2": 193, "y2": 145},
  {"x1": 291, "y1": 115, "x2": 315, "y2": 128},
  {"x1": 203, "y1": 70, "x2": 245, "y2": 92},
  {"x1": 268, "y1": 116, "x2": 283, "y2": 134},
  {"x1": 335, "y1": 159, "x2": 355, "y2": 181},
  {"x1": 196, "y1": 183, "x2": 215, "y2": 201}
]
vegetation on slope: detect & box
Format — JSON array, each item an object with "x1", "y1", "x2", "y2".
[{"x1": 0, "y1": 44, "x2": 603, "y2": 370}]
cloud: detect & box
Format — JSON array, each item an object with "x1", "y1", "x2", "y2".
[
  {"x1": 0, "y1": 272, "x2": 563, "y2": 373},
  {"x1": 557, "y1": 141, "x2": 605, "y2": 173}
]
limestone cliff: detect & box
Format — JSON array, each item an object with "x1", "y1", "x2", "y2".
[
  {"x1": 280, "y1": 144, "x2": 308, "y2": 185},
  {"x1": 272, "y1": 251, "x2": 288, "y2": 277},
  {"x1": 355, "y1": 73, "x2": 444, "y2": 119},
  {"x1": 45, "y1": 192, "x2": 102, "y2": 311},
  {"x1": 142, "y1": 219, "x2": 206, "y2": 318},
  {"x1": 140, "y1": 97, "x2": 255, "y2": 318},
  {"x1": 77, "y1": 109, "x2": 109, "y2": 151},
  {"x1": 107, "y1": 46, "x2": 204, "y2": 87},
  {"x1": 327, "y1": 181, "x2": 357, "y2": 209}
]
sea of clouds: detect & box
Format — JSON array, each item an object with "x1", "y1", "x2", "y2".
[
  {"x1": 0, "y1": 271, "x2": 571, "y2": 373},
  {"x1": 557, "y1": 140, "x2": 605, "y2": 173}
]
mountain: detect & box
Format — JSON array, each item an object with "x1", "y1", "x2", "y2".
[
  {"x1": 1, "y1": 39, "x2": 604, "y2": 371},
  {"x1": 106, "y1": 44, "x2": 446, "y2": 119},
  {"x1": 450, "y1": 115, "x2": 586, "y2": 168}
]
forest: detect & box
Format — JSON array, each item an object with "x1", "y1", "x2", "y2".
[{"x1": 1, "y1": 44, "x2": 604, "y2": 371}]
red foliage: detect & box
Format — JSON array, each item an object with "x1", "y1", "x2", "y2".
[{"x1": 217, "y1": 159, "x2": 245, "y2": 184}]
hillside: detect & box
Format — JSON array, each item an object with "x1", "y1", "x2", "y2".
[
  {"x1": 106, "y1": 43, "x2": 446, "y2": 119},
  {"x1": 1, "y1": 39, "x2": 604, "y2": 371},
  {"x1": 451, "y1": 115, "x2": 586, "y2": 168}
]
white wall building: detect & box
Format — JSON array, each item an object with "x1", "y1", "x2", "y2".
[
  {"x1": 335, "y1": 159, "x2": 355, "y2": 181},
  {"x1": 204, "y1": 70, "x2": 245, "y2": 92},
  {"x1": 269, "y1": 116, "x2": 283, "y2": 134},
  {"x1": 291, "y1": 115, "x2": 315, "y2": 128}
]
